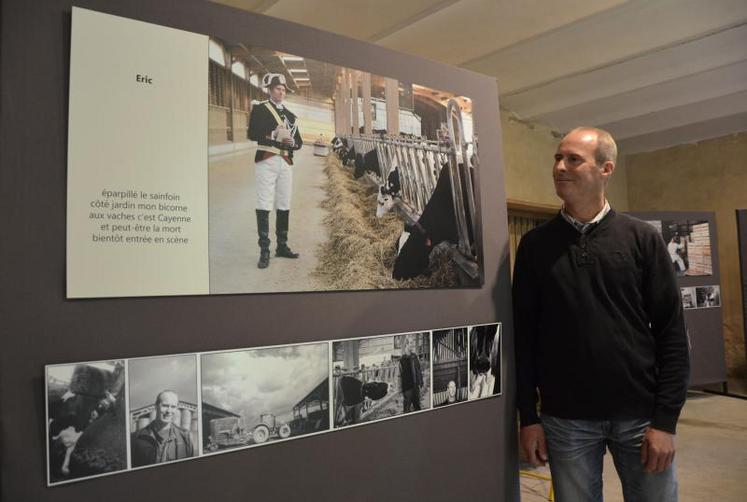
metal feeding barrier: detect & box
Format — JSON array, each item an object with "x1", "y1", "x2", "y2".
[{"x1": 343, "y1": 98, "x2": 480, "y2": 280}]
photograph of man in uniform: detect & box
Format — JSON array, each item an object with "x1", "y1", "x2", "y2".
[
  {"x1": 131, "y1": 390, "x2": 195, "y2": 467},
  {"x1": 248, "y1": 72, "x2": 303, "y2": 269}
]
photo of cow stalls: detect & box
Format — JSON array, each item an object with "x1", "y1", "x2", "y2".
[
  {"x1": 332, "y1": 332, "x2": 431, "y2": 429},
  {"x1": 207, "y1": 37, "x2": 481, "y2": 295},
  {"x1": 200, "y1": 343, "x2": 329, "y2": 453},
  {"x1": 432, "y1": 327, "x2": 468, "y2": 407},
  {"x1": 128, "y1": 355, "x2": 198, "y2": 467},
  {"x1": 468, "y1": 324, "x2": 502, "y2": 400},
  {"x1": 46, "y1": 360, "x2": 127, "y2": 485}
]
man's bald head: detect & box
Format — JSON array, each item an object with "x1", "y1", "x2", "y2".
[{"x1": 564, "y1": 127, "x2": 617, "y2": 167}]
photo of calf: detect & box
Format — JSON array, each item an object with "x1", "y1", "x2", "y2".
[
  {"x1": 333, "y1": 332, "x2": 431, "y2": 428},
  {"x1": 207, "y1": 37, "x2": 482, "y2": 295},
  {"x1": 468, "y1": 324, "x2": 502, "y2": 400},
  {"x1": 46, "y1": 360, "x2": 127, "y2": 485},
  {"x1": 200, "y1": 343, "x2": 329, "y2": 453},
  {"x1": 432, "y1": 327, "x2": 468, "y2": 407}
]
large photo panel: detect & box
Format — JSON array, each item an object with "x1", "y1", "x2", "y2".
[
  {"x1": 66, "y1": 7, "x2": 483, "y2": 298},
  {"x1": 207, "y1": 39, "x2": 481, "y2": 294}
]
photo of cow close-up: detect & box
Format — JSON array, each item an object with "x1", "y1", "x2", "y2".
[
  {"x1": 46, "y1": 361, "x2": 127, "y2": 484},
  {"x1": 207, "y1": 37, "x2": 482, "y2": 295},
  {"x1": 333, "y1": 332, "x2": 431, "y2": 428},
  {"x1": 468, "y1": 324, "x2": 502, "y2": 400},
  {"x1": 432, "y1": 328, "x2": 468, "y2": 407},
  {"x1": 200, "y1": 343, "x2": 329, "y2": 453}
]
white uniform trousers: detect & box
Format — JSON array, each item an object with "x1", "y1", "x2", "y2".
[{"x1": 255, "y1": 154, "x2": 292, "y2": 211}]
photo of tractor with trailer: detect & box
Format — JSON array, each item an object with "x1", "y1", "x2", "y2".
[
  {"x1": 205, "y1": 413, "x2": 291, "y2": 451},
  {"x1": 203, "y1": 379, "x2": 329, "y2": 452}
]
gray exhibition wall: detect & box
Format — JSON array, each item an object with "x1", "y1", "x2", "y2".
[
  {"x1": 737, "y1": 209, "x2": 747, "y2": 371},
  {"x1": 0, "y1": 0, "x2": 517, "y2": 501},
  {"x1": 628, "y1": 211, "x2": 727, "y2": 386}
]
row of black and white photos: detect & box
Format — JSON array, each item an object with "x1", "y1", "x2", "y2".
[
  {"x1": 46, "y1": 323, "x2": 501, "y2": 485},
  {"x1": 680, "y1": 285, "x2": 721, "y2": 309},
  {"x1": 67, "y1": 7, "x2": 483, "y2": 299},
  {"x1": 646, "y1": 219, "x2": 713, "y2": 277}
]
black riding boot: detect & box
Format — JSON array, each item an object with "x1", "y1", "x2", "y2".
[
  {"x1": 256, "y1": 209, "x2": 271, "y2": 268},
  {"x1": 275, "y1": 209, "x2": 299, "y2": 258}
]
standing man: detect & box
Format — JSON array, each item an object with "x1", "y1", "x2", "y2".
[
  {"x1": 248, "y1": 73, "x2": 303, "y2": 269},
  {"x1": 131, "y1": 390, "x2": 194, "y2": 467},
  {"x1": 513, "y1": 127, "x2": 689, "y2": 502},
  {"x1": 399, "y1": 336, "x2": 423, "y2": 413}
]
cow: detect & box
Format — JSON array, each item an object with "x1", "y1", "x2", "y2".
[
  {"x1": 48, "y1": 363, "x2": 127, "y2": 481},
  {"x1": 354, "y1": 149, "x2": 381, "y2": 179},
  {"x1": 331, "y1": 136, "x2": 345, "y2": 154},
  {"x1": 375, "y1": 167, "x2": 402, "y2": 218},
  {"x1": 341, "y1": 145, "x2": 356, "y2": 166},
  {"x1": 392, "y1": 162, "x2": 475, "y2": 280}
]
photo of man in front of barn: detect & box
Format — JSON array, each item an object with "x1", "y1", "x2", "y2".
[{"x1": 513, "y1": 127, "x2": 690, "y2": 502}]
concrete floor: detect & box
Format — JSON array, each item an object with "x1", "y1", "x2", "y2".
[
  {"x1": 520, "y1": 392, "x2": 747, "y2": 501},
  {"x1": 208, "y1": 146, "x2": 329, "y2": 294}
]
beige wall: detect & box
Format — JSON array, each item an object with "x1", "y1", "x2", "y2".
[
  {"x1": 626, "y1": 132, "x2": 747, "y2": 378},
  {"x1": 500, "y1": 112, "x2": 629, "y2": 210}
]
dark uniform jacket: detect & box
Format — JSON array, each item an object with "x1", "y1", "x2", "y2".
[{"x1": 248, "y1": 100, "x2": 303, "y2": 164}]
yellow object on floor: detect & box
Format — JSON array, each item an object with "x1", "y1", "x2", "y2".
[{"x1": 520, "y1": 469, "x2": 554, "y2": 501}]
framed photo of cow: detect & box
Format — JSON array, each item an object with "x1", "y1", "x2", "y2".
[{"x1": 46, "y1": 360, "x2": 128, "y2": 485}]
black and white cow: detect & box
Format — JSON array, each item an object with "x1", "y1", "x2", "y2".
[
  {"x1": 48, "y1": 364, "x2": 127, "y2": 481},
  {"x1": 376, "y1": 167, "x2": 402, "y2": 218},
  {"x1": 331, "y1": 136, "x2": 346, "y2": 156},
  {"x1": 353, "y1": 149, "x2": 381, "y2": 179},
  {"x1": 341, "y1": 145, "x2": 356, "y2": 167},
  {"x1": 392, "y1": 162, "x2": 474, "y2": 280}
]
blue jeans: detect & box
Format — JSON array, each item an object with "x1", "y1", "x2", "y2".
[{"x1": 541, "y1": 415, "x2": 678, "y2": 502}]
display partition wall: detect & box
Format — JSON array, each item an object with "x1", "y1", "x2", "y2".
[
  {"x1": 629, "y1": 211, "x2": 728, "y2": 388},
  {"x1": 737, "y1": 209, "x2": 747, "y2": 373},
  {"x1": 0, "y1": 1, "x2": 516, "y2": 501}
]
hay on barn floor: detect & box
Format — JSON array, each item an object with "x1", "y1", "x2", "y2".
[{"x1": 315, "y1": 155, "x2": 459, "y2": 290}]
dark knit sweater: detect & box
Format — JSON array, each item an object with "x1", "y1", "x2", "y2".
[{"x1": 513, "y1": 210, "x2": 690, "y2": 433}]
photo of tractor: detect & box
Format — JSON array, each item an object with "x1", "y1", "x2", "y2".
[
  {"x1": 201, "y1": 344, "x2": 330, "y2": 453},
  {"x1": 205, "y1": 413, "x2": 293, "y2": 451}
]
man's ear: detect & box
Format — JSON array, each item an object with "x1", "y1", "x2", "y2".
[{"x1": 601, "y1": 161, "x2": 615, "y2": 179}]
